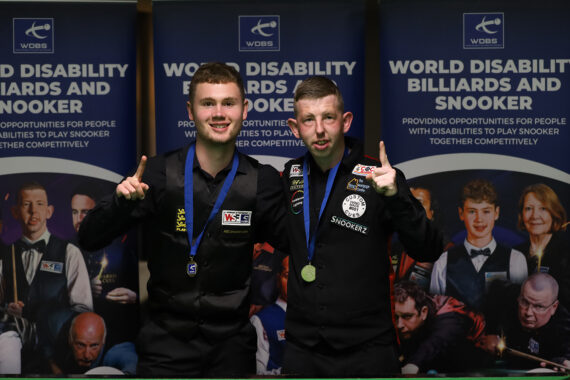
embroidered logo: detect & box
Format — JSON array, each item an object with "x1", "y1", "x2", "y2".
[
  {"x1": 40, "y1": 260, "x2": 63, "y2": 274},
  {"x1": 346, "y1": 177, "x2": 371, "y2": 193},
  {"x1": 176, "y1": 208, "x2": 186, "y2": 232},
  {"x1": 352, "y1": 164, "x2": 377, "y2": 177},
  {"x1": 289, "y1": 164, "x2": 303, "y2": 178},
  {"x1": 342, "y1": 194, "x2": 367, "y2": 219},
  {"x1": 330, "y1": 215, "x2": 369, "y2": 235},
  {"x1": 222, "y1": 210, "x2": 252, "y2": 226}
]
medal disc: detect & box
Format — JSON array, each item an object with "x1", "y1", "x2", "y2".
[
  {"x1": 187, "y1": 259, "x2": 198, "y2": 277},
  {"x1": 301, "y1": 264, "x2": 316, "y2": 282}
]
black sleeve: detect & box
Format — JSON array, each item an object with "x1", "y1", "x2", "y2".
[
  {"x1": 77, "y1": 155, "x2": 163, "y2": 251},
  {"x1": 384, "y1": 169, "x2": 445, "y2": 262},
  {"x1": 407, "y1": 313, "x2": 468, "y2": 371},
  {"x1": 254, "y1": 164, "x2": 289, "y2": 253}
]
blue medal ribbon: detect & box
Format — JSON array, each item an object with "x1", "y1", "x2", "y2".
[
  {"x1": 184, "y1": 143, "x2": 239, "y2": 260},
  {"x1": 302, "y1": 152, "x2": 344, "y2": 263}
]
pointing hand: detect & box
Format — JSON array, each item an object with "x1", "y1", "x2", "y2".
[
  {"x1": 116, "y1": 155, "x2": 149, "y2": 200},
  {"x1": 365, "y1": 141, "x2": 397, "y2": 196}
]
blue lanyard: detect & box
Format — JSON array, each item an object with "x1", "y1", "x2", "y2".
[
  {"x1": 302, "y1": 153, "x2": 343, "y2": 262},
  {"x1": 184, "y1": 143, "x2": 239, "y2": 257}
]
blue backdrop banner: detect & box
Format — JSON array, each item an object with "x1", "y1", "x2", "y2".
[
  {"x1": 0, "y1": 1, "x2": 139, "y2": 376},
  {"x1": 379, "y1": 0, "x2": 570, "y2": 375},
  {"x1": 153, "y1": 0, "x2": 365, "y2": 170}
]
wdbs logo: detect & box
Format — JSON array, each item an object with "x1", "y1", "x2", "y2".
[
  {"x1": 239, "y1": 15, "x2": 279, "y2": 52},
  {"x1": 13, "y1": 18, "x2": 54, "y2": 53},
  {"x1": 463, "y1": 13, "x2": 504, "y2": 49}
]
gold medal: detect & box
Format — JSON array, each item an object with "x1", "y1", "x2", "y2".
[
  {"x1": 301, "y1": 263, "x2": 316, "y2": 282},
  {"x1": 187, "y1": 258, "x2": 198, "y2": 277}
]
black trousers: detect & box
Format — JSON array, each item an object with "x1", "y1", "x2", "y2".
[
  {"x1": 136, "y1": 320, "x2": 256, "y2": 377},
  {"x1": 283, "y1": 338, "x2": 400, "y2": 378}
]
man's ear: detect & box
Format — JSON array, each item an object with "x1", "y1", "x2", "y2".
[
  {"x1": 288, "y1": 118, "x2": 300, "y2": 139},
  {"x1": 187, "y1": 101, "x2": 194, "y2": 121},
  {"x1": 242, "y1": 99, "x2": 248, "y2": 121},
  {"x1": 342, "y1": 111, "x2": 353, "y2": 134},
  {"x1": 420, "y1": 305, "x2": 429, "y2": 321},
  {"x1": 494, "y1": 206, "x2": 500, "y2": 221},
  {"x1": 46, "y1": 205, "x2": 54, "y2": 220}
]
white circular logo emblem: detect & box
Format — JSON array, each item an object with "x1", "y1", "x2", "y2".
[{"x1": 342, "y1": 194, "x2": 366, "y2": 219}]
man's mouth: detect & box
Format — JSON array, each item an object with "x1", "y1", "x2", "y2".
[
  {"x1": 313, "y1": 140, "x2": 329, "y2": 150},
  {"x1": 211, "y1": 123, "x2": 228, "y2": 129}
]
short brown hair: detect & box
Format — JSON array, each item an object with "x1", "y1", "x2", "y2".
[
  {"x1": 292, "y1": 76, "x2": 344, "y2": 116},
  {"x1": 188, "y1": 62, "x2": 245, "y2": 103},
  {"x1": 460, "y1": 179, "x2": 498, "y2": 207},
  {"x1": 517, "y1": 183, "x2": 567, "y2": 232},
  {"x1": 16, "y1": 181, "x2": 47, "y2": 205}
]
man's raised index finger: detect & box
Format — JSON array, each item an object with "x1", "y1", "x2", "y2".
[
  {"x1": 379, "y1": 141, "x2": 390, "y2": 167},
  {"x1": 134, "y1": 155, "x2": 147, "y2": 181}
]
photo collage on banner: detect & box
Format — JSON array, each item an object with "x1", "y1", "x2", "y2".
[
  {"x1": 0, "y1": 1, "x2": 138, "y2": 375},
  {"x1": 380, "y1": 0, "x2": 570, "y2": 374}
]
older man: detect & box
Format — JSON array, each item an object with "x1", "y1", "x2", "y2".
[
  {"x1": 49, "y1": 312, "x2": 136, "y2": 374},
  {"x1": 483, "y1": 273, "x2": 570, "y2": 370}
]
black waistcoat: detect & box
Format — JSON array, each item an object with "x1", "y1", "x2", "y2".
[
  {"x1": 3, "y1": 236, "x2": 69, "y2": 321},
  {"x1": 446, "y1": 243, "x2": 510, "y2": 310},
  {"x1": 147, "y1": 147, "x2": 258, "y2": 341}
]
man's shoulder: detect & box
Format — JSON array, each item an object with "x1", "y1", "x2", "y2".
[{"x1": 282, "y1": 156, "x2": 304, "y2": 179}]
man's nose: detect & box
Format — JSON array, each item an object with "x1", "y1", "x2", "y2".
[
  {"x1": 315, "y1": 119, "x2": 325, "y2": 134},
  {"x1": 212, "y1": 103, "x2": 224, "y2": 117},
  {"x1": 85, "y1": 349, "x2": 96, "y2": 360}
]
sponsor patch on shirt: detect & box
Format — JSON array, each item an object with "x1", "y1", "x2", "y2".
[
  {"x1": 528, "y1": 337, "x2": 539, "y2": 354},
  {"x1": 222, "y1": 210, "x2": 252, "y2": 226},
  {"x1": 176, "y1": 208, "x2": 187, "y2": 232},
  {"x1": 277, "y1": 329, "x2": 286, "y2": 341},
  {"x1": 484, "y1": 271, "x2": 507, "y2": 291},
  {"x1": 290, "y1": 190, "x2": 303, "y2": 215},
  {"x1": 289, "y1": 164, "x2": 303, "y2": 178},
  {"x1": 330, "y1": 215, "x2": 369, "y2": 235},
  {"x1": 346, "y1": 177, "x2": 371, "y2": 193},
  {"x1": 342, "y1": 194, "x2": 366, "y2": 219},
  {"x1": 352, "y1": 164, "x2": 377, "y2": 177},
  {"x1": 40, "y1": 260, "x2": 63, "y2": 274},
  {"x1": 289, "y1": 178, "x2": 304, "y2": 191}
]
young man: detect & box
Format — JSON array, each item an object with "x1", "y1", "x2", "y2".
[
  {"x1": 430, "y1": 179, "x2": 527, "y2": 310},
  {"x1": 281, "y1": 76, "x2": 444, "y2": 377},
  {"x1": 394, "y1": 281, "x2": 488, "y2": 374},
  {"x1": 78, "y1": 62, "x2": 287, "y2": 376},
  {"x1": 3, "y1": 182, "x2": 92, "y2": 372}
]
